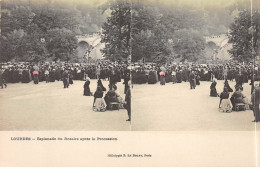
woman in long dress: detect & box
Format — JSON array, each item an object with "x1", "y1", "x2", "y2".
[
  {"x1": 93, "y1": 86, "x2": 106, "y2": 112},
  {"x1": 224, "y1": 79, "x2": 233, "y2": 92},
  {"x1": 32, "y1": 70, "x2": 39, "y2": 84},
  {"x1": 160, "y1": 71, "x2": 166, "y2": 85},
  {"x1": 219, "y1": 87, "x2": 232, "y2": 112},
  {"x1": 251, "y1": 84, "x2": 260, "y2": 122},
  {"x1": 210, "y1": 79, "x2": 218, "y2": 97},
  {"x1": 97, "y1": 78, "x2": 106, "y2": 91},
  {"x1": 104, "y1": 85, "x2": 118, "y2": 110},
  {"x1": 83, "y1": 76, "x2": 92, "y2": 96},
  {"x1": 230, "y1": 86, "x2": 248, "y2": 110}
]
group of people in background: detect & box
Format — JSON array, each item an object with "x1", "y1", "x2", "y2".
[
  {"x1": 131, "y1": 62, "x2": 255, "y2": 86},
  {"x1": 0, "y1": 61, "x2": 131, "y2": 121},
  {"x1": 2, "y1": 60, "x2": 260, "y2": 122},
  {"x1": 0, "y1": 62, "x2": 129, "y2": 85},
  {"x1": 131, "y1": 61, "x2": 260, "y2": 122}
]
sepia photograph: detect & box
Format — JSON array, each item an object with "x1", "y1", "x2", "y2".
[
  {"x1": 0, "y1": 0, "x2": 260, "y2": 167},
  {"x1": 131, "y1": 0, "x2": 260, "y2": 131},
  {"x1": 0, "y1": 0, "x2": 131, "y2": 131}
]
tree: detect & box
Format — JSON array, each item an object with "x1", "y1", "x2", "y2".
[
  {"x1": 1, "y1": 5, "x2": 35, "y2": 36},
  {"x1": 171, "y1": 29, "x2": 206, "y2": 62},
  {"x1": 228, "y1": 10, "x2": 260, "y2": 62},
  {"x1": 46, "y1": 28, "x2": 78, "y2": 61},
  {"x1": 101, "y1": 0, "x2": 131, "y2": 61},
  {"x1": 131, "y1": 2, "x2": 170, "y2": 63},
  {"x1": 0, "y1": 29, "x2": 25, "y2": 62}
]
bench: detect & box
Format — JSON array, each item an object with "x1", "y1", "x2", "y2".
[
  {"x1": 109, "y1": 102, "x2": 120, "y2": 111},
  {"x1": 235, "y1": 103, "x2": 246, "y2": 111}
]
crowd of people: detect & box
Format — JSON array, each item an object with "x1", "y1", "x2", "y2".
[
  {"x1": 0, "y1": 62, "x2": 129, "y2": 84},
  {"x1": 131, "y1": 61, "x2": 260, "y2": 122},
  {"x1": 131, "y1": 62, "x2": 255, "y2": 86},
  {"x1": 1, "y1": 60, "x2": 260, "y2": 122},
  {"x1": 0, "y1": 61, "x2": 131, "y2": 121}
]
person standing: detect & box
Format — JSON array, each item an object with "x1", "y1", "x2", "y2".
[
  {"x1": 109, "y1": 71, "x2": 116, "y2": 90},
  {"x1": 83, "y1": 76, "x2": 92, "y2": 96},
  {"x1": 189, "y1": 70, "x2": 196, "y2": 89},
  {"x1": 96, "y1": 66, "x2": 101, "y2": 79},
  {"x1": 0, "y1": 68, "x2": 7, "y2": 88},
  {"x1": 171, "y1": 69, "x2": 177, "y2": 84},
  {"x1": 251, "y1": 84, "x2": 260, "y2": 122},
  {"x1": 223, "y1": 66, "x2": 228, "y2": 80},
  {"x1": 123, "y1": 73, "x2": 130, "y2": 94},
  {"x1": 62, "y1": 69, "x2": 69, "y2": 88},
  {"x1": 210, "y1": 79, "x2": 218, "y2": 97},
  {"x1": 125, "y1": 85, "x2": 131, "y2": 121},
  {"x1": 45, "y1": 69, "x2": 50, "y2": 83},
  {"x1": 32, "y1": 70, "x2": 39, "y2": 84}
]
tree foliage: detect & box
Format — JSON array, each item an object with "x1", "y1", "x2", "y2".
[
  {"x1": 0, "y1": 0, "x2": 107, "y2": 62},
  {"x1": 228, "y1": 10, "x2": 260, "y2": 62},
  {"x1": 101, "y1": 0, "x2": 131, "y2": 61},
  {"x1": 131, "y1": 2, "x2": 205, "y2": 63}
]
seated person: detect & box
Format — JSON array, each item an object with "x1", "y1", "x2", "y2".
[
  {"x1": 97, "y1": 78, "x2": 106, "y2": 91},
  {"x1": 224, "y1": 79, "x2": 233, "y2": 92},
  {"x1": 230, "y1": 86, "x2": 248, "y2": 110},
  {"x1": 93, "y1": 86, "x2": 106, "y2": 112},
  {"x1": 104, "y1": 85, "x2": 118, "y2": 110},
  {"x1": 219, "y1": 87, "x2": 232, "y2": 112}
]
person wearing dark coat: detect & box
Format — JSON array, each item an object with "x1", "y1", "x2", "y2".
[
  {"x1": 195, "y1": 73, "x2": 200, "y2": 85},
  {"x1": 33, "y1": 70, "x2": 39, "y2": 84},
  {"x1": 93, "y1": 86, "x2": 104, "y2": 108},
  {"x1": 189, "y1": 71, "x2": 196, "y2": 89},
  {"x1": 230, "y1": 86, "x2": 245, "y2": 110},
  {"x1": 49, "y1": 69, "x2": 56, "y2": 82},
  {"x1": 62, "y1": 70, "x2": 69, "y2": 88},
  {"x1": 0, "y1": 69, "x2": 7, "y2": 88},
  {"x1": 125, "y1": 85, "x2": 131, "y2": 121},
  {"x1": 69, "y1": 72, "x2": 73, "y2": 85},
  {"x1": 219, "y1": 87, "x2": 229, "y2": 108},
  {"x1": 13, "y1": 69, "x2": 20, "y2": 83},
  {"x1": 97, "y1": 79, "x2": 106, "y2": 91},
  {"x1": 21, "y1": 69, "x2": 30, "y2": 83},
  {"x1": 251, "y1": 85, "x2": 260, "y2": 122},
  {"x1": 104, "y1": 85, "x2": 117, "y2": 109},
  {"x1": 224, "y1": 79, "x2": 233, "y2": 92},
  {"x1": 109, "y1": 71, "x2": 117, "y2": 90},
  {"x1": 83, "y1": 77, "x2": 91, "y2": 96},
  {"x1": 176, "y1": 70, "x2": 182, "y2": 83},
  {"x1": 55, "y1": 68, "x2": 62, "y2": 81},
  {"x1": 9, "y1": 69, "x2": 14, "y2": 83},
  {"x1": 123, "y1": 73, "x2": 130, "y2": 94},
  {"x1": 210, "y1": 80, "x2": 218, "y2": 97}
]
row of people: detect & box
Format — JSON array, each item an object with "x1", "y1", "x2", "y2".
[
  {"x1": 0, "y1": 63, "x2": 130, "y2": 84},
  {"x1": 131, "y1": 62, "x2": 260, "y2": 85}
]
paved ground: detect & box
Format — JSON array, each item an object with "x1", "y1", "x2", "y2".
[
  {"x1": 0, "y1": 80, "x2": 130, "y2": 131},
  {"x1": 132, "y1": 80, "x2": 260, "y2": 131}
]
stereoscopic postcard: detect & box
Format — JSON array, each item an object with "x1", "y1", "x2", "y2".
[{"x1": 0, "y1": 0, "x2": 259, "y2": 167}]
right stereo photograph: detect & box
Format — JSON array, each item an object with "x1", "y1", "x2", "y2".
[{"x1": 130, "y1": 0, "x2": 260, "y2": 131}]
